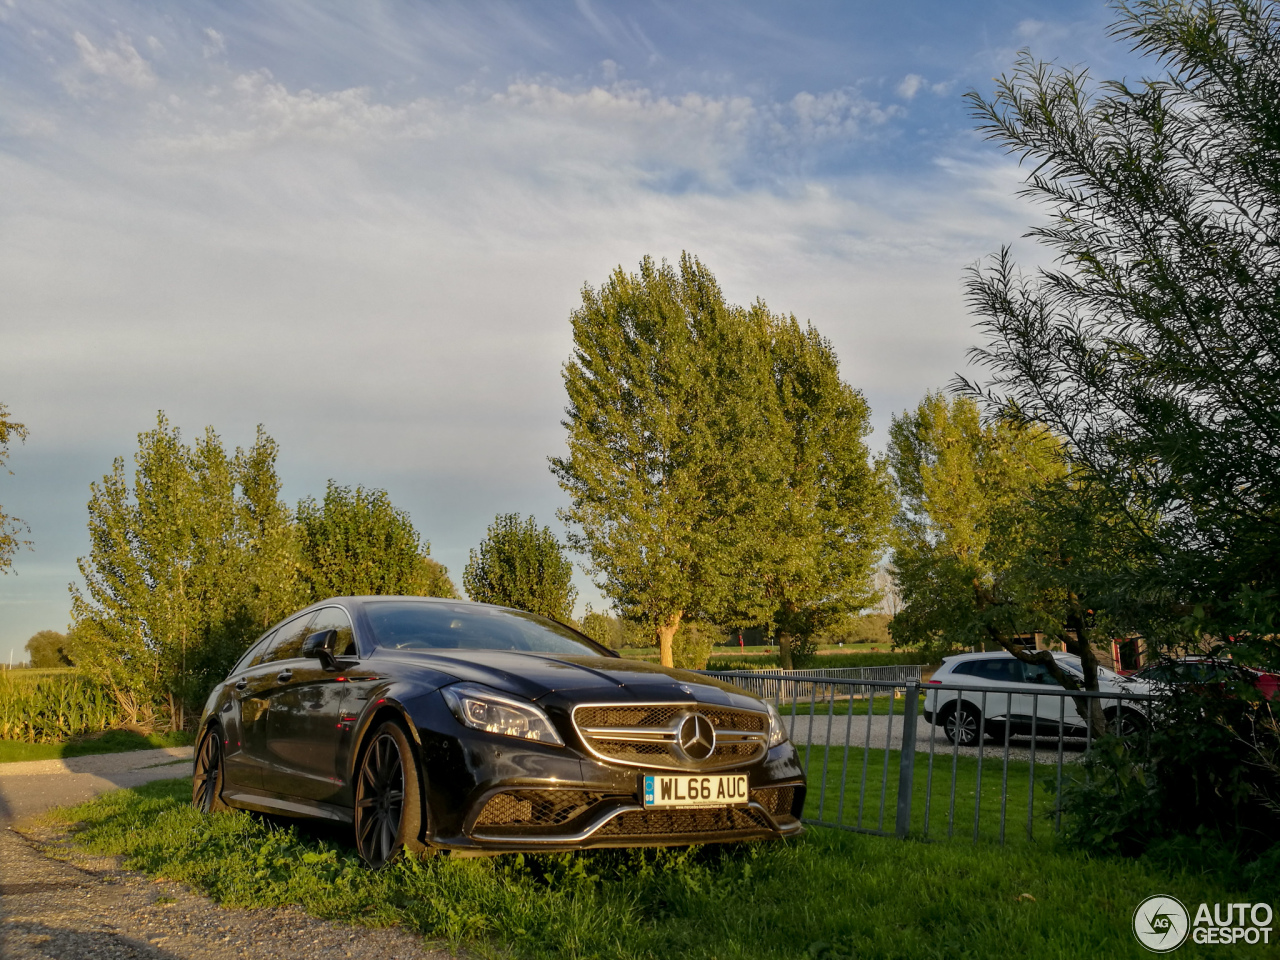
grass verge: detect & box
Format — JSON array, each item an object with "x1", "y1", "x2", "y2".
[
  {"x1": 46, "y1": 777, "x2": 1256, "y2": 959},
  {"x1": 0, "y1": 729, "x2": 194, "y2": 764}
]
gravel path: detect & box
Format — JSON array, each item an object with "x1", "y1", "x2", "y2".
[
  {"x1": 0, "y1": 748, "x2": 195, "y2": 824},
  {"x1": 0, "y1": 750, "x2": 451, "y2": 960}
]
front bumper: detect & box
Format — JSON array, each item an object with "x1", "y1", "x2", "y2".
[{"x1": 418, "y1": 725, "x2": 806, "y2": 853}]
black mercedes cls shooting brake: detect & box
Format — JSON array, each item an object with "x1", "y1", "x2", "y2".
[{"x1": 193, "y1": 596, "x2": 806, "y2": 866}]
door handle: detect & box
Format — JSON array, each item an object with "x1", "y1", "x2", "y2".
[
  {"x1": 235, "y1": 679, "x2": 248, "y2": 691},
  {"x1": 276, "y1": 669, "x2": 293, "y2": 683}
]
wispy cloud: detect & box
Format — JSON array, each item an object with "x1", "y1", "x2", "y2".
[
  {"x1": 0, "y1": 0, "x2": 1138, "y2": 656},
  {"x1": 65, "y1": 31, "x2": 156, "y2": 94}
]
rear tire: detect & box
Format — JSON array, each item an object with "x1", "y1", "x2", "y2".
[
  {"x1": 192, "y1": 725, "x2": 229, "y2": 813},
  {"x1": 943, "y1": 703, "x2": 983, "y2": 746},
  {"x1": 353, "y1": 721, "x2": 425, "y2": 868}
]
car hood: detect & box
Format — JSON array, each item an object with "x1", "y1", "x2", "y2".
[{"x1": 372, "y1": 649, "x2": 752, "y2": 706}]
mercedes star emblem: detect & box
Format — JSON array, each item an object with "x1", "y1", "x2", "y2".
[{"x1": 677, "y1": 713, "x2": 716, "y2": 762}]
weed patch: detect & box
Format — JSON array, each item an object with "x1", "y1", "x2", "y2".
[{"x1": 48, "y1": 778, "x2": 1257, "y2": 959}]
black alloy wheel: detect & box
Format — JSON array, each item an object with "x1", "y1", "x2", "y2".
[
  {"x1": 943, "y1": 704, "x2": 982, "y2": 746},
  {"x1": 192, "y1": 726, "x2": 228, "y2": 813},
  {"x1": 354, "y1": 721, "x2": 424, "y2": 868}
]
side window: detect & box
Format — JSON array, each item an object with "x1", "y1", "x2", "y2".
[
  {"x1": 235, "y1": 630, "x2": 276, "y2": 674},
  {"x1": 260, "y1": 613, "x2": 317, "y2": 664},
  {"x1": 1023, "y1": 662, "x2": 1063, "y2": 686},
  {"x1": 970, "y1": 659, "x2": 1021, "y2": 683},
  {"x1": 951, "y1": 661, "x2": 977, "y2": 677},
  {"x1": 306, "y1": 606, "x2": 357, "y2": 658}
]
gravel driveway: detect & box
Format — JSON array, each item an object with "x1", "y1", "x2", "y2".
[{"x1": 0, "y1": 750, "x2": 448, "y2": 960}]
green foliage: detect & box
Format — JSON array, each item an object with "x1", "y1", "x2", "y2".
[
  {"x1": 0, "y1": 670, "x2": 121, "y2": 743},
  {"x1": 1056, "y1": 682, "x2": 1280, "y2": 881},
  {"x1": 577, "y1": 605, "x2": 647, "y2": 649},
  {"x1": 25, "y1": 630, "x2": 72, "y2": 668},
  {"x1": 705, "y1": 651, "x2": 930, "y2": 670},
  {"x1": 463, "y1": 513, "x2": 576, "y2": 621},
  {"x1": 961, "y1": 0, "x2": 1280, "y2": 650},
  {"x1": 552, "y1": 254, "x2": 788, "y2": 665},
  {"x1": 53, "y1": 776, "x2": 1254, "y2": 960},
  {"x1": 671, "y1": 620, "x2": 721, "y2": 670},
  {"x1": 760, "y1": 316, "x2": 894, "y2": 669},
  {"x1": 553, "y1": 254, "x2": 891, "y2": 669},
  {"x1": 296, "y1": 481, "x2": 456, "y2": 601},
  {"x1": 815, "y1": 614, "x2": 892, "y2": 646},
  {"x1": 0, "y1": 401, "x2": 30, "y2": 572},
  {"x1": 70, "y1": 414, "x2": 301, "y2": 730},
  {"x1": 885, "y1": 393, "x2": 1124, "y2": 685}
]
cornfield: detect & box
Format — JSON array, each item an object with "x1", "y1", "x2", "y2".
[{"x1": 0, "y1": 669, "x2": 123, "y2": 743}]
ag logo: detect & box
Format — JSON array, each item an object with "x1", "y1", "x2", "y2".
[{"x1": 1133, "y1": 895, "x2": 1190, "y2": 952}]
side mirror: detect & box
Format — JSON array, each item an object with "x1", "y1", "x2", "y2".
[{"x1": 302, "y1": 629, "x2": 339, "y2": 671}]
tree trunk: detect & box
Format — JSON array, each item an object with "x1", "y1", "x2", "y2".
[
  {"x1": 778, "y1": 632, "x2": 794, "y2": 670},
  {"x1": 656, "y1": 610, "x2": 683, "y2": 668}
]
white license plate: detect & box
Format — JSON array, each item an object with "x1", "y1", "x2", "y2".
[{"x1": 642, "y1": 773, "x2": 749, "y2": 808}]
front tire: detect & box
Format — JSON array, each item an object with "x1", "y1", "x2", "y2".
[
  {"x1": 192, "y1": 725, "x2": 229, "y2": 813},
  {"x1": 1105, "y1": 708, "x2": 1148, "y2": 742},
  {"x1": 943, "y1": 703, "x2": 983, "y2": 746},
  {"x1": 354, "y1": 721, "x2": 424, "y2": 868}
]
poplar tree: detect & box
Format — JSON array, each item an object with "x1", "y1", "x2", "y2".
[
  {"x1": 70, "y1": 415, "x2": 296, "y2": 729},
  {"x1": 463, "y1": 513, "x2": 577, "y2": 621},
  {"x1": 0, "y1": 403, "x2": 30, "y2": 573},
  {"x1": 296, "y1": 481, "x2": 456, "y2": 600},
  {"x1": 762, "y1": 317, "x2": 894, "y2": 668},
  {"x1": 552, "y1": 254, "x2": 785, "y2": 667},
  {"x1": 886, "y1": 392, "x2": 1130, "y2": 711}
]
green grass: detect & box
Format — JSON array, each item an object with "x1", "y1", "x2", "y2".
[
  {"x1": 795, "y1": 743, "x2": 1070, "y2": 845},
  {"x1": 0, "y1": 728, "x2": 194, "y2": 764},
  {"x1": 706, "y1": 652, "x2": 932, "y2": 670},
  {"x1": 778, "y1": 694, "x2": 926, "y2": 717},
  {"x1": 47, "y1": 777, "x2": 1261, "y2": 959}
]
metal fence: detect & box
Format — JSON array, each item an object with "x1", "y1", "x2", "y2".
[
  {"x1": 700, "y1": 670, "x2": 1155, "y2": 844},
  {"x1": 712, "y1": 665, "x2": 923, "y2": 702}
]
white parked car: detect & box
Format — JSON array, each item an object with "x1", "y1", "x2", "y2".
[{"x1": 922, "y1": 651, "x2": 1150, "y2": 745}]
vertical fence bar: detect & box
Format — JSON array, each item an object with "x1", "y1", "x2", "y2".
[
  {"x1": 947, "y1": 687, "x2": 961, "y2": 839},
  {"x1": 788, "y1": 677, "x2": 800, "y2": 745},
  {"x1": 835, "y1": 683, "x2": 855, "y2": 827},
  {"x1": 973, "y1": 691, "x2": 988, "y2": 843},
  {"x1": 923, "y1": 686, "x2": 938, "y2": 840},
  {"x1": 878, "y1": 684, "x2": 897, "y2": 832},
  {"x1": 817, "y1": 682, "x2": 836, "y2": 821},
  {"x1": 857, "y1": 688, "x2": 875, "y2": 828},
  {"x1": 1027, "y1": 692, "x2": 1038, "y2": 842},
  {"x1": 894, "y1": 681, "x2": 919, "y2": 839},
  {"x1": 999, "y1": 700, "x2": 1012, "y2": 845},
  {"x1": 1055, "y1": 694, "x2": 1065, "y2": 832}
]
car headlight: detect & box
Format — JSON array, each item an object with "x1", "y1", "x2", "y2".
[
  {"x1": 766, "y1": 700, "x2": 788, "y2": 747},
  {"x1": 441, "y1": 683, "x2": 564, "y2": 746}
]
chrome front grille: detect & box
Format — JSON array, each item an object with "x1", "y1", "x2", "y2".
[{"x1": 572, "y1": 702, "x2": 768, "y2": 771}]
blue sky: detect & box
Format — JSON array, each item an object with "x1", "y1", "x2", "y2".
[{"x1": 0, "y1": 1, "x2": 1151, "y2": 661}]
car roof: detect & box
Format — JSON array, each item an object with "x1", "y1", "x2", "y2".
[{"x1": 940, "y1": 650, "x2": 1074, "y2": 663}]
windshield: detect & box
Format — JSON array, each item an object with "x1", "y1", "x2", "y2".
[
  {"x1": 1057, "y1": 659, "x2": 1123, "y2": 681},
  {"x1": 363, "y1": 601, "x2": 611, "y2": 657}
]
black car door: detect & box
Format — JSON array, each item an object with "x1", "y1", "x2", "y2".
[
  {"x1": 262, "y1": 606, "x2": 358, "y2": 803},
  {"x1": 219, "y1": 629, "x2": 276, "y2": 792},
  {"x1": 231, "y1": 612, "x2": 317, "y2": 793}
]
